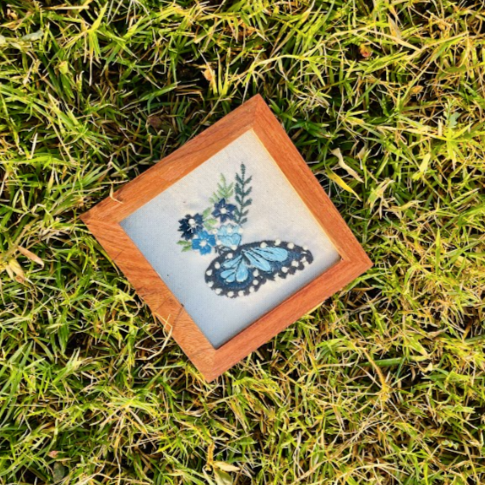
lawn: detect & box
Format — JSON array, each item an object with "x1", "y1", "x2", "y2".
[{"x1": 1, "y1": 0, "x2": 484, "y2": 483}]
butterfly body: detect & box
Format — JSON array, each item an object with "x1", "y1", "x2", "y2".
[{"x1": 205, "y1": 240, "x2": 313, "y2": 298}]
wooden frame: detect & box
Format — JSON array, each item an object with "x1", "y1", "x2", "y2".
[{"x1": 81, "y1": 95, "x2": 372, "y2": 381}]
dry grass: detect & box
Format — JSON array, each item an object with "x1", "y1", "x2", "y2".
[{"x1": 0, "y1": 0, "x2": 484, "y2": 483}]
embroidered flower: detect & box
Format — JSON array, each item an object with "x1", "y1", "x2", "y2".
[
  {"x1": 212, "y1": 198, "x2": 236, "y2": 223},
  {"x1": 217, "y1": 224, "x2": 242, "y2": 248},
  {"x1": 178, "y1": 213, "x2": 204, "y2": 240},
  {"x1": 192, "y1": 230, "x2": 216, "y2": 255}
]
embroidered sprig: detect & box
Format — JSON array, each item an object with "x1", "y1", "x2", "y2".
[
  {"x1": 209, "y1": 173, "x2": 234, "y2": 204},
  {"x1": 234, "y1": 164, "x2": 252, "y2": 226},
  {"x1": 177, "y1": 164, "x2": 251, "y2": 256}
]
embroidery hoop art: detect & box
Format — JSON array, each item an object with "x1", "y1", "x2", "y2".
[{"x1": 81, "y1": 95, "x2": 372, "y2": 381}]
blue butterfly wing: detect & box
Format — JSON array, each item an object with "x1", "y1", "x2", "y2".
[
  {"x1": 243, "y1": 250, "x2": 272, "y2": 272},
  {"x1": 242, "y1": 244, "x2": 312, "y2": 284},
  {"x1": 205, "y1": 241, "x2": 313, "y2": 298},
  {"x1": 219, "y1": 255, "x2": 249, "y2": 283},
  {"x1": 249, "y1": 246, "x2": 288, "y2": 262}
]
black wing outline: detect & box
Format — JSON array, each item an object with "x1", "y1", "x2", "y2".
[{"x1": 204, "y1": 240, "x2": 313, "y2": 298}]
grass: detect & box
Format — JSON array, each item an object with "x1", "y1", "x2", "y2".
[{"x1": 0, "y1": 0, "x2": 484, "y2": 483}]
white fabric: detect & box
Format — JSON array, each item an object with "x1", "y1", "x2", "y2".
[{"x1": 120, "y1": 130, "x2": 340, "y2": 348}]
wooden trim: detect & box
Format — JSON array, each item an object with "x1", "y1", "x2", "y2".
[{"x1": 81, "y1": 95, "x2": 372, "y2": 382}]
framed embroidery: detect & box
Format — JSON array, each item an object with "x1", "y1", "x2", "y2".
[
  {"x1": 178, "y1": 163, "x2": 315, "y2": 298},
  {"x1": 81, "y1": 95, "x2": 372, "y2": 381}
]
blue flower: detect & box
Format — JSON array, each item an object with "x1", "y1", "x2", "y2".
[
  {"x1": 178, "y1": 213, "x2": 204, "y2": 240},
  {"x1": 217, "y1": 224, "x2": 242, "y2": 248},
  {"x1": 212, "y1": 198, "x2": 236, "y2": 223},
  {"x1": 192, "y1": 230, "x2": 216, "y2": 255}
]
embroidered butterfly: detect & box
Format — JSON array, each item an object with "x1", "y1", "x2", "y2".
[{"x1": 177, "y1": 164, "x2": 313, "y2": 298}]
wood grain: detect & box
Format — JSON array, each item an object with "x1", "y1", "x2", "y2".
[{"x1": 81, "y1": 94, "x2": 372, "y2": 382}]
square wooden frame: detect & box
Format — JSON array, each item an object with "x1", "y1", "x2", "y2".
[{"x1": 81, "y1": 95, "x2": 372, "y2": 381}]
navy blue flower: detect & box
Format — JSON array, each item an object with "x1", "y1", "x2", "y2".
[
  {"x1": 192, "y1": 230, "x2": 216, "y2": 255},
  {"x1": 178, "y1": 213, "x2": 204, "y2": 240},
  {"x1": 212, "y1": 198, "x2": 236, "y2": 223}
]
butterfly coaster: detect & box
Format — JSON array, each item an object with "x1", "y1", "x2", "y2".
[{"x1": 81, "y1": 95, "x2": 372, "y2": 381}]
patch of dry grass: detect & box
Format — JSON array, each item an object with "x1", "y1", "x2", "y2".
[{"x1": 0, "y1": 0, "x2": 484, "y2": 483}]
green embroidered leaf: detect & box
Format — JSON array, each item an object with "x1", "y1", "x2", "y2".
[
  {"x1": 177, "y1": 240, "x2": 192, "y2": 252},
  {"x1": 203, "y1": 218, "x2": 218, "y2": 231},
  {"x1": 210, "y1": 173, "x2": 234, "y2": 204}
]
